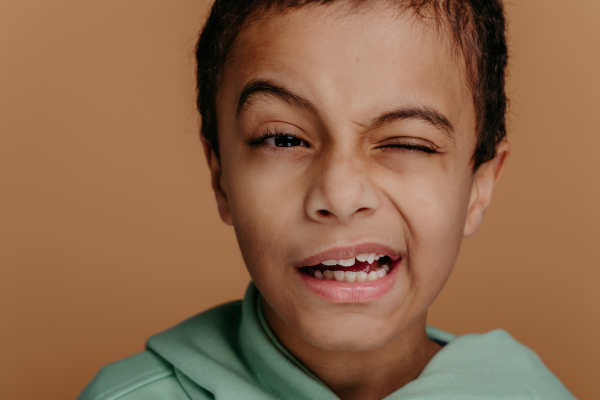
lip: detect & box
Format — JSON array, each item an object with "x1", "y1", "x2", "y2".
[
  {"x1": 298, "y1": 243, "x2": 401, "y2": 267},
  {"x1": 297, "y1": 257, "x2": 402, "y2": 303}
]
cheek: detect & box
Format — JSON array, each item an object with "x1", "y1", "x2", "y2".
[
  {"x1": 386, "y1": 172, "x2": 470, "y2": 281},
  {"x1": 414, "y1": 186, "x2": 466, "y2": 245},
  {"x1": 221, "y1": 154, "x2": 307, "y2": 271}
]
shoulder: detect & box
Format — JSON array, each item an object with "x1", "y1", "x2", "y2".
[
  {"x1": 77, "y1": 351, "x2": 170, "y2": 399},
  {"x1": 443, "y1": 329, "x2": 559, "y2": 379},
  {"x1": 77, "y1": 351, "x2": 193, "y2": 400},
  {"x1": 412, "y1": 329, "x2": 577, "y2": 399},
  {"x1": 77, "y1": 351, "x2": 184, "y2": 400},
  {"x1": 77, "y1": 301, "x2": 245, "y2": 400}
]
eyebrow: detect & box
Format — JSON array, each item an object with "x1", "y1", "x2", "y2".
[
  {"x1": 369, "y1": 106, "x2": 455, "y2": 139},
  {"x1": 237, "y1": 79, "x2": 454, "y2": 138},
  {"x1": 237, "y1": 79, "x2": 318, "y2": 117}
]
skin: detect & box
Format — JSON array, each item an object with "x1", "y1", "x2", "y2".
[{"x1": 202, "y1": 3, "x2": 510, "y2": 399}]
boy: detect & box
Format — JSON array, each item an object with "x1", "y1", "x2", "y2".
[{"x1": 79, "y1": 0, "x2": 576, "y2": 399}]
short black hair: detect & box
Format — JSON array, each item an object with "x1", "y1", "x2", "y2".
[{"x1": 195, "y1": 0, "x2": 508, "y2": 171}]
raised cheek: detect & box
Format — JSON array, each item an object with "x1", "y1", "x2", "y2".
[
  {"x1": 387, "y1": 177, "x2": 459, "y2": 248},
  {"x1": 228, "y1": 161, "x2": 305, "y2": 244}
]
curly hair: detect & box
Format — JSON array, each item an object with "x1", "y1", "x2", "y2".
[{"x1": 195, "y1": 0, "x2": 508, "y2": 170}]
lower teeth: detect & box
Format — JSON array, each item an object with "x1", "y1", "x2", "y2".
[{"x1": 309, "y1": 264, "x2": 391, "y2": 282}]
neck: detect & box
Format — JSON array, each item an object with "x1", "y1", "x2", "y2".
[{"x1": 262, "y1": 302, "x2": 441, "y2": 400}]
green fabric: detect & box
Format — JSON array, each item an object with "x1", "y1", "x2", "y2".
[{"x1": 78, "y1": 282, "x2": 576, "y2": 400}]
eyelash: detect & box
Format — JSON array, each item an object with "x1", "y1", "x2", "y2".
[
  {"x1": 379, "y1": 143, "x2": 439, "y2": 154},
  {"x1": 248, "y1": 130, "x2": 438, "y2": 154},
  {"x1": 247, "y1": 128, "x2": 310, "y2": 148}
]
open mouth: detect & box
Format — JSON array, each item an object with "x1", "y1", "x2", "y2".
[{"x1": 299, "y1": 253, "x2": 394, "y2": 283}]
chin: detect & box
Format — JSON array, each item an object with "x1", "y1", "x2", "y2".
[{"x1": 294, "y1": 311, "x2": 405, "y2": 352}]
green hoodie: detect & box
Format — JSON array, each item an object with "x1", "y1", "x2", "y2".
[{"x1": 78, "y1": 283, "x2": 576, "y2": 400}]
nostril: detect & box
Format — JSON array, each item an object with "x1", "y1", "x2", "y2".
[
  {"x1": 356, "y1": 207, "x2": 370, "y2": 213},
  {"x1": 317, "y1": 209, "x2": 332, "y2": 217}
]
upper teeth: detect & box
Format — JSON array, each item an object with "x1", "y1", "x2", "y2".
[{"x1": 321, "y1": 253, "x2": 383, "y2": 267}]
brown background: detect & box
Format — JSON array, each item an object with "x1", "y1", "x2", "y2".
[{"x1": 1, "y1": 0, "x2": 598, "y2": 399}]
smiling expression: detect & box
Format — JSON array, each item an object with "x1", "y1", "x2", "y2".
[{"x1": 205, "y1": 3, "x2": 502, "y2": 352}]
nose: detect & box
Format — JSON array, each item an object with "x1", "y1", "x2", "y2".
[{"x1": 305, "y1": 150, "x2": 380, "y2": 224}]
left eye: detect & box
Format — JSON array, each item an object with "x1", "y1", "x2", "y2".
[
  {"x1": 380, "y1": 143, "x2": 438, "y2": 154},
  {"x1": 265, "y1": 135, "x2": 308, "y2": 147}
]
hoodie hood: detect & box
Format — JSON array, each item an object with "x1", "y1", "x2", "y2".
[{"x1": 146, "y1": 283, "x2": 575, "y2": 400}]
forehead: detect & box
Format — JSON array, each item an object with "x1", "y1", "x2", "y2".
[{"x1": 221, "y1": 2, "x2": 475, "y2": 140}]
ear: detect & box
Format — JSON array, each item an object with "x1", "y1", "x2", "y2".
[
  {"x1": 463, "y1": 141, "x2": 510, "y2": 237},
  {"x1": 201, "y1": 136, "x2": 233, "y2": 226}
]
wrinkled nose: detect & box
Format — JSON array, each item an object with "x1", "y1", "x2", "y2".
[{"x1": 305, "y1": 151, "x2": 380, "y2": 224}]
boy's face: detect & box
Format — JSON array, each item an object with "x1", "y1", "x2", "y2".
[{"x1": 206, "y1": 3, "x2": 508, "y2": 351}]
